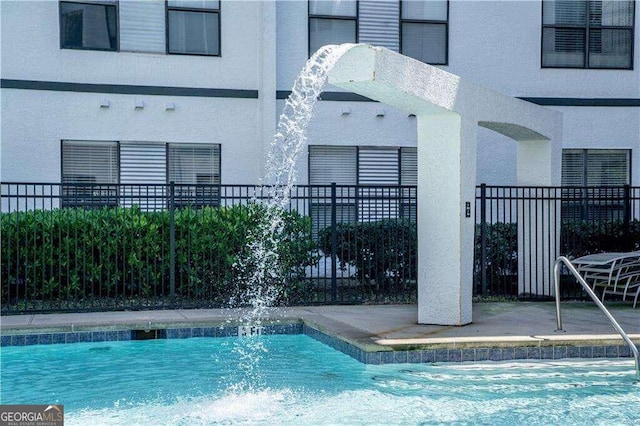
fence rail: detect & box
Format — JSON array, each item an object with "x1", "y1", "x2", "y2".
[
  {"x1": 474, "y1": 184, "x2": 640, "y2": 298},
  {"x1": 1, "y1": 182, "x2": 638, "y2": 313},
  {"x1": 1, "y1": 182, "x2": 418, "y2": 313}
]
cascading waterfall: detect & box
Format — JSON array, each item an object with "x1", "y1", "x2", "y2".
[{"x1": 228, "y1": 44, "x2": 355, "y2": 390}]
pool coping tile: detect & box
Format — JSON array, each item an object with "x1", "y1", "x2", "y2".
[{"x1": 1, "y1": 319, "x2": 638, "y2": 367}]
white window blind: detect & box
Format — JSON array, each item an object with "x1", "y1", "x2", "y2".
[
  {"x1": 358, "y1": 147, "x2": 399, "y2": 221},
  {"x1": 562, "y1": 149, "x2": 630, "y2": 186},
  {"x1": 358, "y1": 147, "x2": 399, "y2": 185},
  {"x1": 120, "y1": 142, "x2": 167, "y2": 210},
  {"x1": 119, "y1": 0, "x2": 165, "y2": 53},
  {"x1": 561, "y1": 148, "x2": 631, "y2": 221},
  {"x1": 61, "y1": 140, "x2": 118, "y2": 208},
  {"x1": 561, "y1": 149, "x2": 585, "y2": 186},
  {"x1": 167, "y1": 144, "x2": 220, "y2": 184},
  {"x1": 168, "y1": 144, "x2": 220, "y2": 208},
  {"x1": 309, "y1": 145, "x2": 417, "y2": 185},
  {"x1": 309, "y1": 145, "x2": 357, "y2": 185},
  {"x1": 586, "y1": 150, "x2": 630, "y2": 186},
  {"x1": 120, "y1": 142, "x2": 167, "y2": 184},
  {"x1": 358, "y1": 0, "x2": 399, "y2": 52},
  {"x1": 62, "y1": 140, "x2": 119, "y2": 183},
  {"x1": 400, "y1": 147, "x2": 417, "y2": 185}
]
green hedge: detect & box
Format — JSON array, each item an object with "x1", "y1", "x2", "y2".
[
  {"x1": 1, "y1": 204, "x2": 317, "y2": 308},
  {"x1": 318, "y1": 219, "x2": 417, "y2": 288},
  {"x1": 560, "y1": 219, "x2": 640, "y2": 258},
  {"x1": 318, "y1": 218, "x2": 640, "y2": 297}
]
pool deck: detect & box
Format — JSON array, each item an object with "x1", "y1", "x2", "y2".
[{"x1": 1, "y1": 302, "x2": 638, "y2": 353}]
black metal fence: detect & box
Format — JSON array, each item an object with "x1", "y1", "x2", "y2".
[
  {"x1": 475, "y1": 184, "x2": 640, "y2": 298},
  {"x1": 1, "y1": 182, "x2": 417, "y2": 313},
  {"x1": 2, "y1": 182, "x2": 638, "y2": 313}
]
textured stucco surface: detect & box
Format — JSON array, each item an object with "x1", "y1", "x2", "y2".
[{"x1": 329, "y1": 45, "x2": 562, "y2": 325}]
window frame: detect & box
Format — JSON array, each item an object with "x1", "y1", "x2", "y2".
[
  {"x1": 166, "y1": 0, "x2": 222, "y2": 57},
  {"x1": 60, "y1": 140, "x2": 120, "y2": 208},
  {"x1": 561, "y1": 148, "x2": 632, "y2": 221},
  {"x1": 59, "y1": 0, "x2": 119, "y2": 52},
  {"x1": 399, "y1": 0, "x2": 449, "y2": 66},
  {"x1": 541, "y1": 0, "x2": 635, "y2": 70},
  {"x1": 307, "y1": 145, "x2": 418, "y2": 227},
  {"x1": 308, "y1": 0, "x2": 359, "y2": 57},
  {"x1": 167, "y1": 143, "x2": 222, "y2": 208},
  {"x1": 562, "y1": 148, "x2": 632, "y2": 186}
]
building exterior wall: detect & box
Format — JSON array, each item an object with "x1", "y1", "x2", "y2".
[{"x1": 1, "y1": 0, "x2": 638, "y2": 186}]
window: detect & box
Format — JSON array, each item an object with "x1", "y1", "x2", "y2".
[
  {"x1": 308, "y1": 0, "x2": 357, "y2": 55},
  {"x1": 167, "y1": 0, "x2": 220, "y2": 56},
  {"x1": 60, "y1": 1, "x2": 118, "y2": 51},
  {"x1": 561, "y1": 149, "x2": 631, "y2": 220},
  {"x1": 61, "y1": 141, "x2": 221, "y2": 208},
  {"x1": 400, "y1": 0, "x2": 448, "y2": 65},
  {"x1": 61, "y1": 141, "x2": 119, "y2": 207},
  {"x1": 168, "y1": 144, "x2": 221, "y2": 207},
  {"x1": 308, "y1": 145, "x2": 417, "y2": 234},
  {"x1": 542, "y1": 0, "x2": 635, "y2": 69}
]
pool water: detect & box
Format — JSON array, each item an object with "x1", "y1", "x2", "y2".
[{"x1": 1, "y1": 334, "x2": 639, "y2": 425}]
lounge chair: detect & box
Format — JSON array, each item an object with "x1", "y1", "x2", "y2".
[{"x1": 573, "y1": 251, "x2": 640, "y2": 308}]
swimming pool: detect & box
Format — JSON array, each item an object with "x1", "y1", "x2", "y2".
[{"x1": 2, "y1": 334, "x2": 638, "y2": 425}]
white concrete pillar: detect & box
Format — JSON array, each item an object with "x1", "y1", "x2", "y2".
[
  {"x1": 327, "y1": 44, "x2": 562, "y2": 324},
  {"x1": 516, "y1": 140, "x2": 560, "y2": 296},
  {"x1": 417, "y1": 113, "x2": 476, "y2": 325}
]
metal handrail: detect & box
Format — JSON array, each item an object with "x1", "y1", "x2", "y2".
[{"x1": 554, "y1": 256, "x2": 639, "y2": 375}]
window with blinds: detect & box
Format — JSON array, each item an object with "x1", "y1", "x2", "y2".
[
  {"x1": 308, "y1": 145, "x2": 357, "y2": 234},
  {"x1": 400, "y1": 0, "x2": 448, "y2": 65},
  {"x1": 542, "y1": 0, "x2": 634, "y2": 69},
  {"x1": 168, "y1": 143, "x2": 221, "y2": 207},
  {"x1": 561, "y1": 149, "x2": 631, "y2": 220},
  {"x1": 119, "y1": 142, "x2": 167, "y2": 210},
  {"x1": 167, "y1": 0, "x2": 220, "y2": 56},
  {"x1": 400, "y1": 147, "x2": 417, "y2": 221},
  {"x1": 308, "y1": 0, "x2": 358, "y2": 55},
  {"x1": 61, "y1": 140, "x2": 119, "y2": 207},
  {"x1": 119, "y1": 0, "x2": 165, "y2": 53},
  {"x1": 358, "y1": 1, "x2": 400, "y2": 52},
  {"x1": 308, "y1": 145, "x2": 417, "y2": 228}
]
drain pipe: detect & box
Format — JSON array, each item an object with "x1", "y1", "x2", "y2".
[{"x1": 554, "y1": 256, "x2": 639, "y2": 375}]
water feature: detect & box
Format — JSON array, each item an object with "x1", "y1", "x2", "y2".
[
  {"x1": 228, "y1": 44, "x2": 355, "y2": 390},
  {"x1": 234, "y1": 43, "x2": 354, "y2": 315}
]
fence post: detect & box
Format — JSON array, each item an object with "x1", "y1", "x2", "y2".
[
  {"x1": 169, "y1": 181, "x2": 176, "y2": 308},
  {"x1": 480, "y1": 184, "x2": 487, "y2": 295},
  {"x1": 331, "y1": 182, "x2": 338, "y2": 304},
  {"x1": 624, "y1": 184, "x2": 631, "y2": 251}
]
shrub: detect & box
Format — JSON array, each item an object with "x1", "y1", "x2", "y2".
[
  {"x1": 318, "y1": 219, "x2": 417, "y2": 288},
  {"x1": 473, "y1": 222, "x2": 518, "y2": 295},
  {"x1": 560, "y1": 219, "x2": 640, "y2": 258},
  {"x1": 0, "y1": 204, "x2": 318, "y2": 308}
]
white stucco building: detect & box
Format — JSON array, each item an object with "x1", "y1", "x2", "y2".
[{"x1": 1, "y1": 0, "x2": 638, "y2": 189}]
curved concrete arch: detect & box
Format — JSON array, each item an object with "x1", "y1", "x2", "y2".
[
  {"x1": 478, "y1": 121, "x2": 550, "y2": 142},
  {"x1": 328, "y1": 45, "x2": 563, "y2": 325}
]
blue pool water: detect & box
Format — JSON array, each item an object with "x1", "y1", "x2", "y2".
[{"x1": 2, "y1": 335, "x2": 639, "y2": 425}]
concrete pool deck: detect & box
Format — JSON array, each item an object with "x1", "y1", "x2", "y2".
[{"x1": 1, "y1": 302, "x2": 638, "y2": 354}]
